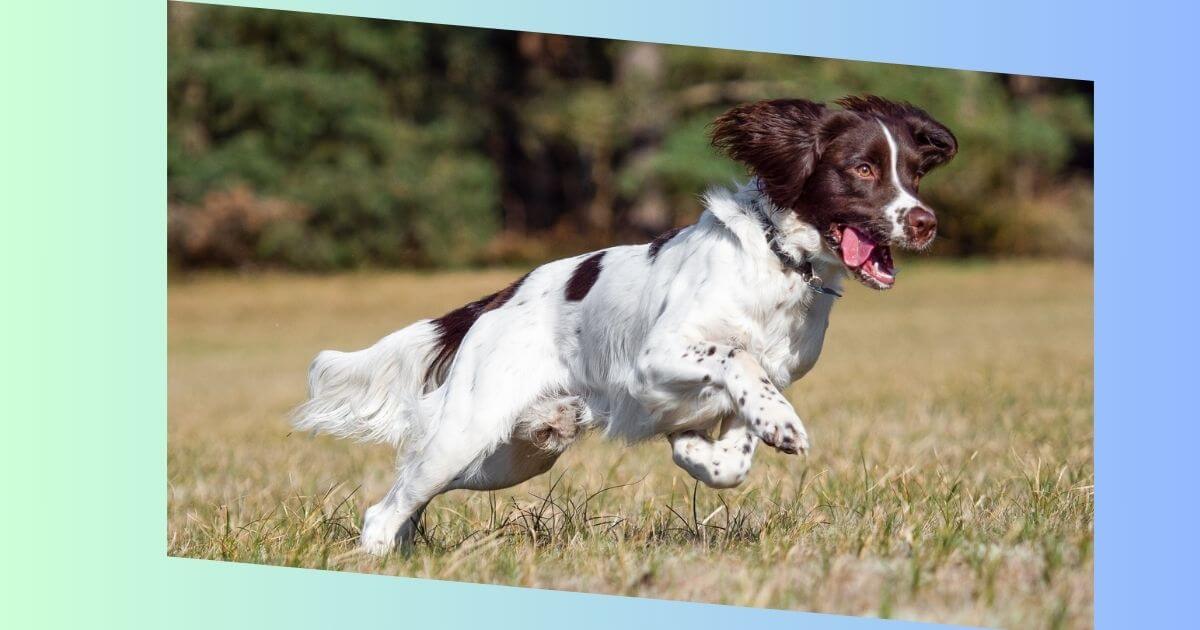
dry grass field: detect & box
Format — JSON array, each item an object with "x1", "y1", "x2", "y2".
[{"x1": 168, "y1": 260, "x2": 1093, "y2": 629}]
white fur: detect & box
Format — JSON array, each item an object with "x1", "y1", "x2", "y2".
[
  {"x1": 293, "y1": 322, "x2": 439, "y2": 446},
  {"x1": 294, "y1": 180, "x2": 843, "y2": 554},
  {"x1": 878, "y1": 120, "x2": 921, "y2": 240}
]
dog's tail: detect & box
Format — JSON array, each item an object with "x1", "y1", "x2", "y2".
[{"x1": 291, "y1": 320, "x2": 440, "y2": 447}]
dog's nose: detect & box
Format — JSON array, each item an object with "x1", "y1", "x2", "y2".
[{"x1": 904, "y1": 207, "x2": 937, "y2": 243}]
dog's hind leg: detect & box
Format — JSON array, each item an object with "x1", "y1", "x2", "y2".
[
  {"x1": 357, "y1": 292, "x2": 575, "y2": 555},
  {"x1": 361, "y1": 395, "x2": 589, "y2": 554},
  {"x1": 668, "y1": 415, "x2": 759, "y2": 489},
  {"x1": 360, "y1": 420, "x2": 502, "y2": 555},
  {"x1": 517, "y1": 396, "x2": 587, "y2": 455},
  {"x1": 360, "y1": 396, "x2": 585, "y2": 554},
  {"x1": 450, "y1": 396, "x2": 586, "y2": 491}
]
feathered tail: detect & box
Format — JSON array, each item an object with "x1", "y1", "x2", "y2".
[{"x1": 291, "y1": 320, "x2": 440, "y2": 447}]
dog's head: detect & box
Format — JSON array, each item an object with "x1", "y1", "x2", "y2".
[{"x1": 711, "y1": 95, "x2": 958, "y2": 290}]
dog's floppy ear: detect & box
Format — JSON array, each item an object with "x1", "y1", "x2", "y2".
[
  {"x1": 710, "y1": 99, "x2": 845, "y2": 209},
  {"x1": 906, "y1": 114, "x2": 957, "y2": 172},
  {"x1": 836, "y1": 95, "x2": 958, "y2": 172}
]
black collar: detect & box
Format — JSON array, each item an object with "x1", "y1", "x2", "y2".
[{"x1": 749, "y1": 195, "x2": 843, "y2": 298}]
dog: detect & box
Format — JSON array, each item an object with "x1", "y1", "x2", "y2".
[{"x1": 293, "y1": 95, "x2": 958, "y2": 555}]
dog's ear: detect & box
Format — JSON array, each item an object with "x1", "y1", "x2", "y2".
[
  {"x1": 710, "y1": 99, "x2": 846, "y2": 209},
  {"x1": 906, "y1": 114, "x2": 957, "y2": 172},
  {"x1": 836, "y1": 95, "x2": 958, "y2": 172}
]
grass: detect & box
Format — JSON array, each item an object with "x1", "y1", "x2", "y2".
[{"x1": 168, "y1": 260, "x2": 1093, "y2": 629}]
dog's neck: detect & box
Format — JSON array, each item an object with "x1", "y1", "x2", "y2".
[{"x1": 738, "y1": 180, "x2": 845, "y2": 297}]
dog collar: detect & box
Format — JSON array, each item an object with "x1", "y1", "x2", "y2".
[{"x1": 749, "y1": 196, "x2": 843, "y2": 298}]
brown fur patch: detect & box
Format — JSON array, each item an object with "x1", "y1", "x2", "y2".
[
  {"x1": 565, "y1": 251, "x2": 605, "y2": 302},
  {"x1": 647, "y1": 227, "x2": 685, "y2": 261},
  {"x1": 709, "y1": 98, "x2": 837, "y2": 210},
  {"x1": 426, "y1": 273, "x2": 529, "y2": 385}
]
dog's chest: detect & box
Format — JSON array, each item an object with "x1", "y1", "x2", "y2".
[{"x1": 731, "y1": 271, "x2": 837, "y2": 387}]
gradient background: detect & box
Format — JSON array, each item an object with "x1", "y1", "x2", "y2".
[{"x1": 2, "y1": 1, "x2": 1194, "y2": 628}]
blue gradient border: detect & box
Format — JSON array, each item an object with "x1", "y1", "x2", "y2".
[{"x1": 7, "y1": 1, "x2": 1197, "y2": 628}]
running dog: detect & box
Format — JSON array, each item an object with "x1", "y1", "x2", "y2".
[{"x1": 293, "y1": 95, "x2": 958, "y2": 554}]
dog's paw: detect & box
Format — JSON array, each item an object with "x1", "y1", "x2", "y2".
[
  {"x1": 668, "y1": 429, "x2": 757, "y2": 489},
  {"x1": 745, "y1": 404, "x2": 809, "y2": 455},
  {"x1": 669, "y1": 430, "x2": 710, "y2": 463},
  {"x1": 360, "y1": 504, "x2": 400, "y2": 556},
  {"x1": 527, "y1": 397, "x2": 583, "y2": 453},
  {"x1": 359, "y1": 527, "x2": 395, "y2": 557}
]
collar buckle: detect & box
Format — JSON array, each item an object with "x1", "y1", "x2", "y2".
[
  {"x1": 751, "y1": 196, "x2": 842, "y2": 299},
  {"x1": 797, "y1": 260, "x2": 843, "y2": 298}
]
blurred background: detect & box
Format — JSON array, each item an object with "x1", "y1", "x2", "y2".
[{"x1": 168, "y1": 3, "x2": 1093, "y2": 271}]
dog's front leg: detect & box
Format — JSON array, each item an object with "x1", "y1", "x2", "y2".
[
  {"x1": 636, "y1": 340, "x2": 809, "y2": 454},
  {"x1": 669, "y1": 415, "x2": 759, "y2": 488}
]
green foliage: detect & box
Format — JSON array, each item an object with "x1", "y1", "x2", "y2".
[
  {"x1": 621, "y1": 113, "x2": 746, "y2": 197},
  {"x1": 168, "y1": 4, "x2": 1093, "y2": 270},
  {"x1": 169, "y1": 7, "x2": 502, "y2": 268}
]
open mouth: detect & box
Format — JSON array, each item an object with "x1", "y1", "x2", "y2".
[{"x1": 828, "y1": 225, "x2": 896, "y2": 290}]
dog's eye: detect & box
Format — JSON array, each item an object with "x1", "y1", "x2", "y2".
[{"x1": 853, "y1": 163, "x2": 875, "y2": 179}]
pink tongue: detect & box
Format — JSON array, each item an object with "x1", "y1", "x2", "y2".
[{"x1": 840, "y1": 227, "x2": 875, "y2": 267}]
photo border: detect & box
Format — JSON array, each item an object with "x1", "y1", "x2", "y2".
[{"x1": 9, "y1": 1, "x2": 1193, "y2": 628}]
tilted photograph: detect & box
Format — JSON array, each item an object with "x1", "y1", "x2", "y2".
[{"x1": 168, "y1": 4, "x2": 1093, "y2": 628}]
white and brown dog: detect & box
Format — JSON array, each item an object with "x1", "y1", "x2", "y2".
[{"x1": 293, "y1": 95, "x2": 958, "y2": 554}]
